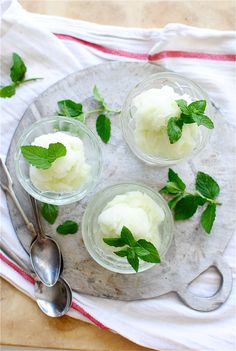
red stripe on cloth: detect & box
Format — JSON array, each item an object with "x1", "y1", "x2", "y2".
[
  {"x1": 0, "y1": 252, "x2": 35, "y2": 284},
  {"x1": 149, "y1": 50, "x2": 236, "y2": 61},
  {"x1": 0, "y1": 252, "x2": 108, "y2": 329},
  {"x1": 71, "y1": 301, "x2": 109, "y2": 330},
  {"x1": 54, "y1": 33, "x2": 236, "y2": 62},
  {"x1": 54, "y1": 33, "x2": 148, "y2": 59}
]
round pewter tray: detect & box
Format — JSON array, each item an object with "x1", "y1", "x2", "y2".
[{"x1": 6, "y1": 62, "x2": 236, "y2": 311}]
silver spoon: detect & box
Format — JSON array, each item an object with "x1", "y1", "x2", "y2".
[
  {"x1": 0, "y1": 158, "x2": 61, "y2": 286},
  {"x1": 29, "y1": 196, "x2": 61, "y2": 287},
  {"x1": 1, "y1": 239, "x2": 72, "y2": 317}
]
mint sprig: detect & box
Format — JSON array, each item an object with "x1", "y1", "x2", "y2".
[
  {"x1": 160, "y1": 168, "x2": 221, "y2": 234},
  {"x1": 103, "y1": 226, "x2": 161, "y2": 272},
  {"x1": 21, "y1": 142, "x2": 66, "y2": 169},
  {"x1": 57, "y1": 85, "x2": 120, "y2": 143},
  {"x1": 0, "y1": 53, "x2": 42, "y2": 98},
  {"x1": 167, "y1": 99, "x2": 214, "y2": 144}
]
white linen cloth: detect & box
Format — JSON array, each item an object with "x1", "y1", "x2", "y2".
[{"x1": 1, "y1": 1, "x2": 236, "y2": 350}]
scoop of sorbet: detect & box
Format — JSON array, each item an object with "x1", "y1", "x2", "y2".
[
  {"x1": 133, "y1": 86, "x2": 199, "y2": 159},
  {"x1": 98, "y1": 191, "x2": 165, "y2": 243},
  {"x1": 30, "y1": 132, "x2": 90, "y2": 192}
]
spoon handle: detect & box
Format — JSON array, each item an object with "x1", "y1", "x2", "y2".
[
  {"x1": 30, "y1": 196, "x2": 45, "y2": 238},
  {"x1": 0, "y1": 238, "x2": 33, "y2": 275},
  {"x1": 0, "y1": 158, "x2": 36, "y2": 237}
]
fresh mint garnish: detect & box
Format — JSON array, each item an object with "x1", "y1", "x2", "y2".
[
  {"x1": 103, "y1": 226, "x2": 161, "y2": 272},
  {"x1": 0, "y1": 53, "x2": 42, "y2": 98},
  {"x1": 167, "y1": 99, "x2": 214, "y2": 144},
  {"x1": 41, "y1": 203, "x2": 58, "y2": 224},
  {"x1": 57, "y1": 100, "x2": 85, "y2": 122},
  {"x1": 21, "y1": 142, "x2": 66, "y2": 169},
  {"x1": 160, "y1": 168, "x2": 221, "y2": 234},
  {"x1": 57, "y1": 85, "x2": 120, "y2": 143},
  {"x1": 196, "y1": 171, "x2": 220, "y2": 200},
  {"x1": 96, "y1": 114, "x2": 111, "y2": 144},
  {"x1": 56, "y1": 220, "x2": 79, "y2": 235}
]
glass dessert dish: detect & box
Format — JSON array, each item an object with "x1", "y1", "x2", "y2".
[
  {"x1": 14, "y1": 116, "x2": 102, "y2": 205},
  {"x1": 121, "y1": 72, "x2": 214, "y2": 166},
  {"x1": 82, "y1": 182, "x2": 174, "y2": 274}
]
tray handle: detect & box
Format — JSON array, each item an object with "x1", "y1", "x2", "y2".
[{"x1": 176, "y1": 258, "x2": 232, "y2": 312}]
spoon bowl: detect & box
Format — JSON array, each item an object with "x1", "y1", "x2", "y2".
[
  {"x1": 30, "y1": 236, "x2": 61, "y2": 287},
  {"x1": 35, "y1": 277, "x2": 72, "y2": 317},
  {"x1": 29, "y1": 196, "x2": 62, "y2": 286}
]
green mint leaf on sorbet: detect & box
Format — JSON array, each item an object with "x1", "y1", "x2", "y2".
[
  {"x1": 160, "y1": 168, "x2": 221, "y2": 234},
  {"x1": 103, "y1": 226, "x2": 161, "y2": 272},
  {"x1": 96, "y1": 114, "x2": 111, "y2": 143},
  {"x1": 136, "y1": 239, "x2": 161, "y2": 263},
  {"x1": 167, "y1": 99, "x2": 214, "y2": 144},
  {"x1": 127, "y1": 247, "x2": 139, "y2": 272},
  {"x1": 196, "y1": 172, "x2": 220, "y2": 199},
  {"x1": 176, "y1": 99, "x2": 189, "y2": 115},
  {"x1": 41, "y1": 203, "x2": 58, "y2": 224},
  {"x1": 10, "y1": 53, "x2": 26, "y2": 82},
  {"x1": 0, "y1": 84, "x2": 16, "y2": 98},
  {"x1": 191, "y1": 113, "x2": 214, "y2": 129},
  {"x1": 103, "y1": 237, "x2": 126, "y2": 247},
  {"x1": 21, "y1": 142, "x2": 66, "y2": 169},
  {"x1": 120, "y1": 226, "x2": 136, "y2": 247},
  {"x1": 56, "y1": 220, "x2": 79, "y2": 235},
  {"x1": 57, "y1": 100, "x2": 84, "y2": 119},
  {"x1": 167, "y1": 117, "x2": 183, "y2": 144},
  {"x1": 200, "y1": 203, "x2": 216, "y2": 234},
  {"x1": 0, "y1": 53, "x2": 42, "y2": 99},
  {"x1": 114, "y1": 249, "x2": 128, "y2": 257},
  {"x1": 188, "y1": 100, "x2": 206, "y2": 114}
]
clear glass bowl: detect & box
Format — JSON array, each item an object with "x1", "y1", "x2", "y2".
[
  {"x1": 14, "y1": 116, "x2": 103, "y2": 205},
  {"x1": 121, "y1": 72, "x2": 214, "y2": 166},
  {"x1": 82, "y1": 183, "x2": 174, "y2": 274}
]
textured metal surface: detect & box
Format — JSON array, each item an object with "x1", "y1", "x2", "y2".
[{"x1": 6, "y1": 62, "x2": 235, "y2": 310}]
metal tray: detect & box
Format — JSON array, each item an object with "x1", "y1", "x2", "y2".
[{"x1": 6, "y1": 62, "x2": 236, "y2": 311}]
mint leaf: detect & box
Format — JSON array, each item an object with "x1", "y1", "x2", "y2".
[
  {"x1": 96, "y1": 114, "x2": 111, "y2": 143},
  {"x1": 0, "y1": 84, "x2": 16, "y2": 98},
  {"x1": 160, "y1": 182, "x2": 182, "y2": 195},
  {"x1": 56, "y1": 220, "x2": 79, "y2": 235},
  {"x1": 57, "y1": 100, "x2": 83, "y2": 119},
  {"x1": 195, "y1": 195, "x2": 207, "y2": 206},
  {"x1": 176, "y1": 99, "x2": 189, "y2": 115},
  {"x1": 167, "y1": 117, "x2": 183, "y2": 144},
  {"x1": 191, "y1": 113, "x2": 214, "y2": 129},
  {"x1": 21, "y1": 145, "x2": 51, "y2": 169},
  {"x1": 103, "y1": 237, "x2": 126, "y2": 247},
  {"x1": 188, "y1": 100, "x2": 206, "y2": 114},
  {"x1": 200, "y1": 203, "x2": 216, "y2": 234},
  {"x1": 168, "y1": 168, "x2": 186, "y2": 191},
  {"x1": 21, "y1": 142, "x2": 66, "y2": 169},
  {"x1": 121, "y1": 226, "x2": 136, "y2": 247},
  {"x1": 10, "y1": 53, "x2": 26, "y2": 83},
  {"x1": 136, "y1": 239, "x2": 161, "y2": 263},
  {"x1": 114, "y1": 249, "x2": 128, "y2": 257},
  {"x1": 93, "y1": 85, "x2": 107, "y2": 109},
  {"x1": 41, "y1": 203, "x2": 58, "y2": 224},
  {"x1": 127, "y1": 248, "x2": 139, "y2": 272},
  {"x1": 168, "y1": 194, "x2": 183, "y2": 209},
  {"x1": 47, "y1": 142, "x2": 67, "y2": 163},
  {"x1": 174, "y1": 195, "x2": 199, "y2": 220},
  {"x1": 196, "y1": 172, "x2": 220, "y2": 199},
  {"x1": 134, "y1": 246, "x2": 150, "y2": 257}
]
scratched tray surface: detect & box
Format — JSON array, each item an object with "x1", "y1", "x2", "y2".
[{"x1": 6, "y1": 62, "x2": 236, "y2": 305}]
